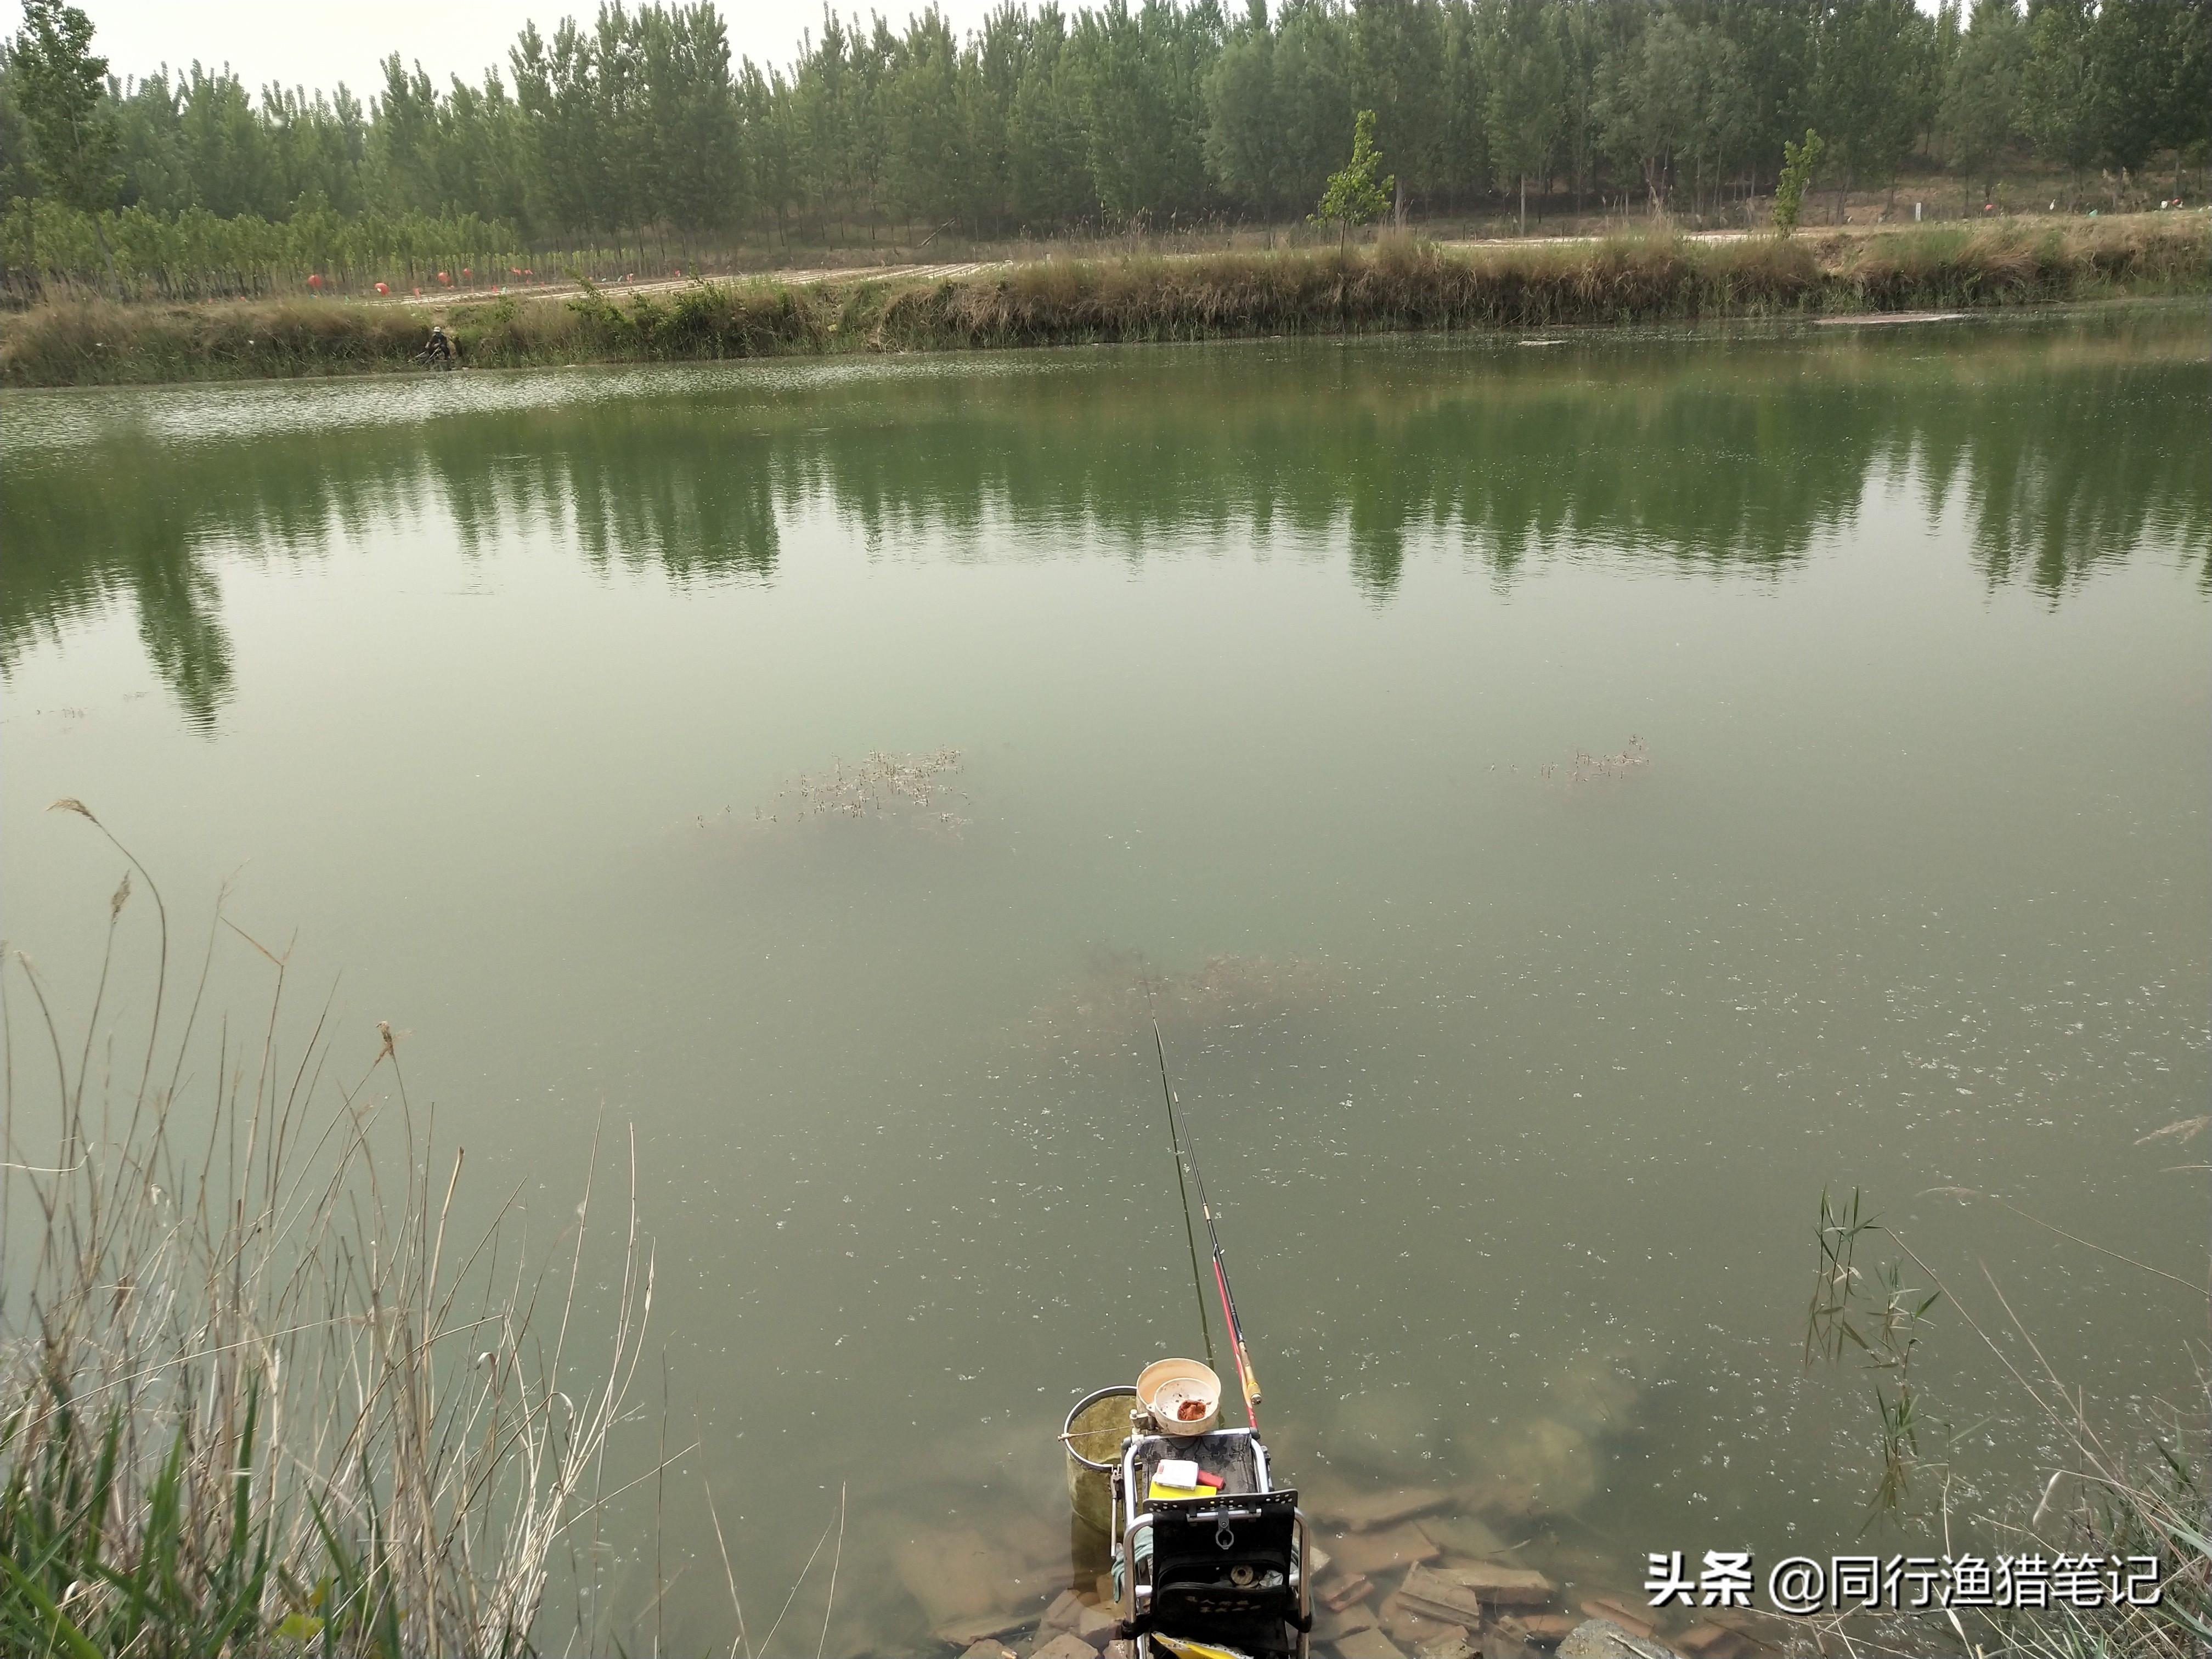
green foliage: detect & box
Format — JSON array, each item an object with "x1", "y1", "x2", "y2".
[
  {"x1": 1939, "y1": 0, "x2": 2028, "y2": 205},
  {"x1": 1598, "y1": 10, "x2": 1745, "y2": 217},
  {"x1": 0, "y1": 1380, "x2": 282, "y2": 1658},
  {"x1": 0, "y1": 0, "x2": 2205, "y2": 302},
  {"x1": 5, "y1": 0, "x2": 119, "y2": 213},
  {"x1": 1312, "y1": 109, "x2": 1392, "y2": 246},
  {"x1": 1774, "y1": 128, "x2": 1825, "y2": 235}
]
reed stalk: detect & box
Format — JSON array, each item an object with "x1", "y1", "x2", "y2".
[{"x1": 0, "y1": 802, "x2": 656, "y2": 1656}]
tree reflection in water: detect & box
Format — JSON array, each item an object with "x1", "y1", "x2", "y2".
[{"x1": 3, "y1": 313, "x2": 2203, "y2": 731}]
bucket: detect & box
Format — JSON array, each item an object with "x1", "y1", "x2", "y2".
[
  {"x1": 1136, "y1": 1357, "x2": 1221, "y2": 1437},
  {"x1": 1064, "y1": 1385, "x2": 1137, "y2": 1536}
]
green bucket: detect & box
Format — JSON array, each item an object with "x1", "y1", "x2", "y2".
[{"x1": 1063, "y1": 1385, "x2": 1137, "y2": 1537}]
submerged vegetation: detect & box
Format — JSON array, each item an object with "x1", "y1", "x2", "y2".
[
  {"x1": 1803, "y1": 1186, "x2": 2210, "y2": 1658},
  {"x1": 0, "y1": 803, "x2": 657, "y2": 1656},
  {"x1": 3, "y1": 217, "x2": 2204, "y2": 387}
]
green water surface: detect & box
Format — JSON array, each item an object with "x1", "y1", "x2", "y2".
[{"x1": 3, "y1": 307, "x2": 2205, "y2": 1650}]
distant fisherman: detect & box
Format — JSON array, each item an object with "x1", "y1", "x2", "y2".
[{"x1": 419, "y1": 324, "x2": 456, "y2": 368}]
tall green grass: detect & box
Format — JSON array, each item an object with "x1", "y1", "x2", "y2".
[
  {"x1": 1, "y1": 802, "x2": 656, "y2": 1656},
  {"x1": 3, "y1": 218, "x2": 2204, "y2": 387}
]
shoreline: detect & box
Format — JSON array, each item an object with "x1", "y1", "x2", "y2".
[{"x1": 2, "y1": 220, "x2": 2204, "y2": 390}]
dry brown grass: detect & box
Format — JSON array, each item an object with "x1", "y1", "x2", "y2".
[
  {"x1": 2, "y1": 802, "x2": 658, "y2": 1656},
  {"x1": 3, "y1": 217, "x2": 2202, "y2": 386}
]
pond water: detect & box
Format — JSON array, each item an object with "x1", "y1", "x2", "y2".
[{"x1": 4, "y1": 307, "x2": 2205, "y2": 1652}]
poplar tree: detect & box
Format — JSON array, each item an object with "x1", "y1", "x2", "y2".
[
  {"x1": 1939, "y1": 0, "x2": 2025, "y2": 211},
  {"x1": 7, "y1": 0, "x2": 121, "y2": 289}
]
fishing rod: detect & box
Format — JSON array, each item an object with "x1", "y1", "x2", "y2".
[
  {"x1": 1150, "y1": 996, "x2": 1218, "y2": 1376},
  {"x1": 1145, "y1": 993, "x2": 1261, "y2": 1432}
]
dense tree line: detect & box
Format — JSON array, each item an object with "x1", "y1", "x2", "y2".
[{"x1": 3, "y1": 0, "x2": 2206, "y2": 289}]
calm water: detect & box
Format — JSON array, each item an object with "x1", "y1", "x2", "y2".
[{"x1": 4, "y1": 309, "x2": 2206, "y2": 1651}]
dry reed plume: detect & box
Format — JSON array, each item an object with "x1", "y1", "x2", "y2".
[{"x1": 1, "y1": 801, "x2": 658, "y2": 1656}]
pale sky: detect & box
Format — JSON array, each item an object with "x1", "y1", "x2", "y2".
[
  {"x1": 6, "y1": 0, "x2": 1955, "y2": 101},
  {"x1": 2, "y1": 0, "x2": 1007, "y2": 96}
]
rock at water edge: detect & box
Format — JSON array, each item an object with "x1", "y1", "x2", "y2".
[
  {"x1": 1071, "y1": 1602, "x2": 1119, "y2": 1649},
  {"x1": 1556, "y1": 1619, "x2": 1675, "y2": 1659},
  {"x1": 935, "y1": 1614, "x2": 1032, "y2": 1648}
]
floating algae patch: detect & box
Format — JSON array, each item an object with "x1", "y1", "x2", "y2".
[
  {"x1": 1536, "y1": 735, "x2": 1650, "y2": 787},
  {"x1": 1024, "y1": 946, "x2": 1339, "y2": 1060},
  {"x1": 684, "y1": 747, "x2": 970, "y2": 847}
]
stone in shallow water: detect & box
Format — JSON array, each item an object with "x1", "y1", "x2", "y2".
[
  {"x1": 1395, "y1": 1563, "x2": 1486, "y2": 1627},
  {"x1": 962, "y1": 1643, "x2": 1017, "y2": 1659},
  {"x1": 1032, "y1": 1634, "x2": 1101, "y2": 1659},
  {"x1": 1479, "y1": 1421, "x2": 1599, "y2": 1512},
  {"x1": 1413, "y1": 1630, "x2": 1477, "y2": 1659},
  {"x1": 1545, "y1": 1358, "x2": 1642, "y2": 1435},
  {"x1": 1318, "y1": 1601, "x2": 1380, "y2": 1642},
  {"x1": 1576, "y1": 1599, "x2": 1652, "y2": 1639},
  {"x1": 1324, "y1": 1391, "x2": 1446, "y2": 1476},
  {"x1": 1335, "y1": 1625, "x2": 1409, "y2": 1659},
  {"x1": 897, "y1": 1530, "x2": 1018, "y2": 1628},
  {"x1": 1673, "y1": 1624, "x2": 1751, "y2": 1659},
  {"x1": 1314, "y1": 1486, "x2": 1457, "y2": 1533},
  {"x1": 1329, "y1": 1522, "x2": 1442, "y2": 1576},
  {"x1": 1319, "y1": 1572, "x2": 1376, "y2": 1613},
  {"x1": 1556, "y1": 1619, "x2": 1675, "y2": 1659},
  {"x1": 1514, "y1": 1614, "x2": 1578, "y2": 1644},
  {"x1": 1416, "y1": 1515, "x2": 1509, "y2": 1559},
  {"x1": 1071, "y1": 1602, "x2": 1119, "y2": 1647},
  {"x1": 1040, "y1": 1590, "x2": 1084, "y2": 1634},
  {"x1": 1437, "y1": 1560, "x2": 1555, "y2": 1609},
  {"x1": 936, "y1": 1613, "x2": 1032, "y2": 1647}
]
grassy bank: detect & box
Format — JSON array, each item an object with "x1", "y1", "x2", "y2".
[
  {"x1": 4, "y1": 218, "x2": 2204, "y2": 388},
  {"x1": 2, "y1": 805, "x2": 653, "y2": 1656}
]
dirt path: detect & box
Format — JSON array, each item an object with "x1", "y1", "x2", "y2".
[{"x1": 407, "y1": 258, "x2": 1004, "y2": 311}]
